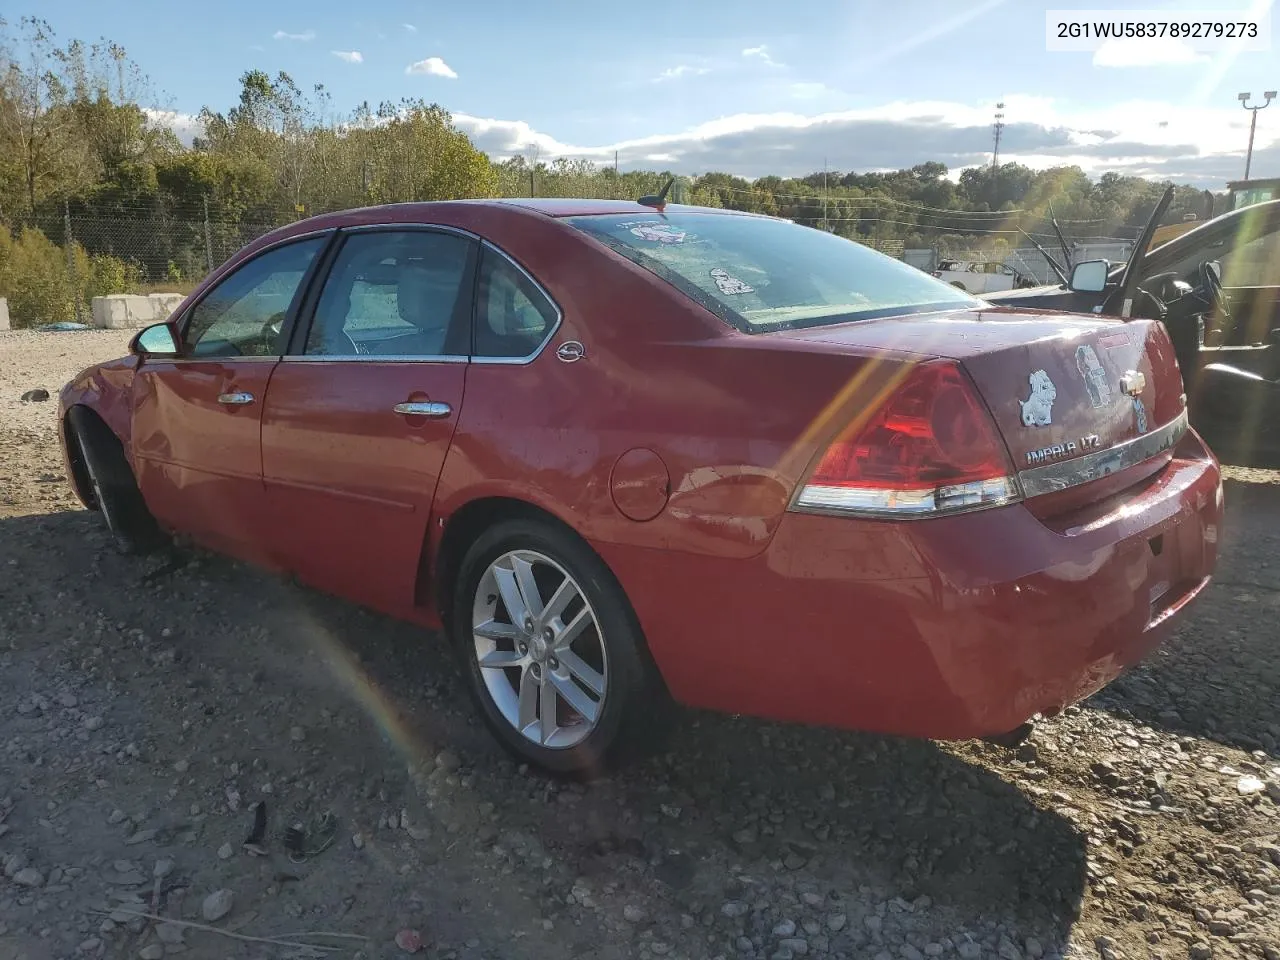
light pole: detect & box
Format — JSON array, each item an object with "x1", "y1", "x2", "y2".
[{"x1": 1238, "y1": 91, "x2": 1276, "y2": 180}]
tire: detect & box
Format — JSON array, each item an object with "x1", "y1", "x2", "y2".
[
  {"x1": 950, "y1": 281, "x2": 967, "y2": 291},
  {"x1": 68, "y1": 409, "x2": 167, "y2": 556},
  {"x1": 450, "y1": 518, "x2": 668, "y2": 777}
]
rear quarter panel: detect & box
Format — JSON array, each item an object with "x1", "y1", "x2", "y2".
[{"x1": 430, "y1": 208, "x2": 924, "y2": 603}]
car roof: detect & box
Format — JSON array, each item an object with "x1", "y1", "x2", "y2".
[
  {"x1": 483, "y1": 198, "x2": 769, "y2": 218},
  {"x1": 218, "y1": 198, "x2": 782, "y2": 288},
  {"x1": 285, "y1": 198, "x2": 770, "y2": 229}
]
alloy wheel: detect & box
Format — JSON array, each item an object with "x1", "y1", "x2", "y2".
[{"x1": 471, "y1": 549, "x2": 608, "y2": 749}]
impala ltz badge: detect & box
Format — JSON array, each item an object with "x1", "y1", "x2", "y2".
[
  {"x1": 1026, "y1": 433, "x2": 1101, "y2": 466},
  {"x1": 1020, "y1": 370, "x2": 1056, "y2": 427}
]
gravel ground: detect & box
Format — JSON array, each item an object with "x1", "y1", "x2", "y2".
[{"x1": 1, "y1": 328, "x2": 1278, "y2": 960}]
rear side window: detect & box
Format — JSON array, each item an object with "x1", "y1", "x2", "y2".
[
  {"x1": 565, "y1": 212, "x2": 978, "y2": 333},
  {"x1": 474, "y1": 246, "x2": 559, "y2": 359}
]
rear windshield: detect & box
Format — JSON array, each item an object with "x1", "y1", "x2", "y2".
[{"x1": 564, "y1": 212, "x2": 979, "y2": 333}]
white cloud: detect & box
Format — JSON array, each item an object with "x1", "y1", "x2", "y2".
[
  {"x1": 742, "y1": 45, "x2": 783, "y2": 67},
  {"x1": 1093, "y1": 37, "x2": 1210, "y2": 68},
  {"x1": 405, "y1": 57, "x2": 458, "y2": 78},
  {"x1": 403, "y1": 23, "x2": 417, "y2": 32},
  {"x1": 273, "y1": 29, "x2": 315, "y2": 42},
  {"x1": 144, "y1": 109, "x2": 201, "y2": 147},
  {"x1": 451, "y1": 94, "x2": 1275, "y2": 188},
  {"x1": 653, "y1": 64, "x2": 710, "y2": 82},
  {"x1": 331, "y1": 50, "x2": 363, "y2": 63}
]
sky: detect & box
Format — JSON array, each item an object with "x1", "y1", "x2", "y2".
[{"x1": 24, "y1": 0, "x2": 1280, "y2": 188}]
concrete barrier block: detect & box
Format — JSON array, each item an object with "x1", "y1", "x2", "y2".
[
  {"x1": 0, "y1": 297, "x2": 9, "y2": 331},
  {"x1": 147, "y1": 293, "x2": 186, "y2": 319},
  {"x1": 91, "y1": 294, "x2": 157, "y2": 330}
]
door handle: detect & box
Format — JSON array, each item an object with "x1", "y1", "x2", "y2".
[
  {"x1": 217, "y1": 392, "x2": 255, "y2": 406},
  {"x1": 393, "y1": 401, "x2": 452, "y2": 418}
]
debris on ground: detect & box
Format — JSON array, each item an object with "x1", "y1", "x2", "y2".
[{"x1": 0, "y1": 328, "x2": 1277, "y2": 959}]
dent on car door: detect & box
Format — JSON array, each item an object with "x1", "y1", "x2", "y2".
[
  {"x1": 259, "y1": 227, "x2": 478, "y2": 615},
  {"x1": 131, "y1": 235, "x2": 328, "y2": 555}
]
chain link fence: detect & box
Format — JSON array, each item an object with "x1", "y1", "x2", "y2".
[{"x1": 2, "y1": 189, "x2": 1138, "y2": 328}]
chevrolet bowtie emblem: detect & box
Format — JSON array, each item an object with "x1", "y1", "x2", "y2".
[{"x1": 1120, "y1": 370, "x2": 1146, "y2": 396}]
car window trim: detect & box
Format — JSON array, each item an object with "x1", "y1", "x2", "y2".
[
  {"x1": 471, "y1": 240, "x2": 563, "y2": 365},
  {"x1": 285, "y1": 223, "x2": 481, "y2": 363},
  {"x1": 170, "y1": 229, "x2": 338, "y2": 362}
]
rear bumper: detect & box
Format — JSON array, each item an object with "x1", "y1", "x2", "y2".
[{"x1": 604, "y1": 431, "x2": 1222, "y2": 739}]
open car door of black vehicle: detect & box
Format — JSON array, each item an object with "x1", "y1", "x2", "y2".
[{"x1": 1102, "y1": 185, "x2": 1175, "y2": 318}]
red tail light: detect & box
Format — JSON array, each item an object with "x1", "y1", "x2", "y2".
[{"x1": 792, "y1": 361, "x2": 1022, "y2": 518}]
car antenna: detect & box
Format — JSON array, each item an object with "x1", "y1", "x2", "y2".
[
  {"x1": 638, "y1": 176, "x2": 676, "y2": 213},
  {"x1": 1017, "y1": 228, "x2": 1070, "y2": 286},
  {"x1": 1048, "y1": 203, "x2": 1073, "y2": 271}
]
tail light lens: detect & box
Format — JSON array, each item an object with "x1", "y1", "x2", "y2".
[{"x1": 791, "y1": 361, "x2": 1022, "y2": 518}]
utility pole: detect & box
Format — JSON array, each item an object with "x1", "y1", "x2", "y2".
[
  {"x1": 1238, "y1": 91, "x2": 1276, "y2": 180},
  {"x1": 203, "y1": 196, "x2": 214, "y2": 275},
  {"x1": 991, "y1": 102, "x2": 1005, "y2": 170},
  {"x1": 823, "y1": 157, "x2": 828, "y2": 230},
  {"x1": 614, "y1": 150, "x2": 619, "y2": 199}
]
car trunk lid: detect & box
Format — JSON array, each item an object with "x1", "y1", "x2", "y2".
[{"x1": 770, "y1": 306, "x2": 1187, "y2": 496}]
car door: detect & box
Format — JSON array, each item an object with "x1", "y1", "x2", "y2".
[
  {"x1": 259, "y1": 227, "x2": 477, "y2": 615},
  {"x1": 131, "y1": 234, "x2": 329, "y2": 560}
]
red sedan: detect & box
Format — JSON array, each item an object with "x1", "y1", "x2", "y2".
[{"x1": 58, "y1": 198, "x2": 1222, "y2": 775}]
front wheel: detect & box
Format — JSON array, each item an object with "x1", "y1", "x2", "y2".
[
  {"x1": 450, "y1": 518, "x2": 668, "y2": 777},
  {"x1": 69, "y1": 409, "x2": 167, "y2": 555}
]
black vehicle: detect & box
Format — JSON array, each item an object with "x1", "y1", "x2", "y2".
[{"x1": 985, "y1": 191, "x2": 1280, "y2": 464}]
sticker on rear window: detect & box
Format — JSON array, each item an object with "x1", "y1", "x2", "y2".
[
  {"x1": 627, "y1": 223, "x2": 687, "y2": 244},
  {"x1": 1076, "y1": 344, "x2": 1112, "y2": 408},
  {"x1": 709, "y1": 268, "x2": 754, "y2": 295}
]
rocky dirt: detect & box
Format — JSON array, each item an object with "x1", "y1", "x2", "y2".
[{"x1": 0, "y1": 328, "x2": 1278, "y2": 960}]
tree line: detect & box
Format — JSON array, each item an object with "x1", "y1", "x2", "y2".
[{"x1": 0, "y1": 15, "x2": 1222, "y2": 325}]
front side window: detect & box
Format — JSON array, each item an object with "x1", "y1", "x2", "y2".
[
  {"x1": 305, "y1": 230, "x2": 475, "y2": 357},
  {"x1": 183, "y1": 237, "x2": 326, "y2": 357},
  {"x1": 564, "y1": 213, "x2": 978, "y2": 333}
]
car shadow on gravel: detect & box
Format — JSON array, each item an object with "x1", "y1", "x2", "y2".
[
  {"x1": 1, "y1": 509, "x2": 1090, "y2": 954},
  {"x1": 1089, "y1": 475, "x2": 1280, "y2": 756}
]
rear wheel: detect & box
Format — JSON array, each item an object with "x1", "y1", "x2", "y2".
[
  {"x1": 69, "y1": 409, "x2": 166, "y2": 555},
  {"x1": 450, "y1": 518, "x2": 667, "y2": 777}
]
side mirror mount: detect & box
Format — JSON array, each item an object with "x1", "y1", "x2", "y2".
[
  {"x1": 129, "y1": 322, "x2": 180, "y2": 358},
  {"x1": 1069, "y1": 259, "x2": 1110, "y2": 293}
]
